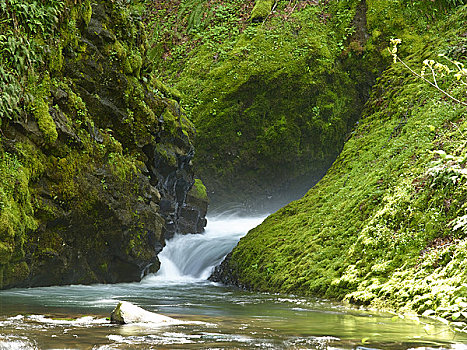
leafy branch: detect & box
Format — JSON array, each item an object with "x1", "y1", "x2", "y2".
[{"x1": 389, "y1": 38, "x2": 467, "y2": 107}]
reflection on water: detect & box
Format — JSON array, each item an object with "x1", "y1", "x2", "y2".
[
  {"x1": 1, "y1": 282, "x2": 467, "y2": 349},
  {"x1": 0, "y1": 216, "x2": 467, "y2": 349}
]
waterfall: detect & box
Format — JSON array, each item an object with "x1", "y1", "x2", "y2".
[{"x1": 143, "y1": 215, "x2": 265, "y2": 283}]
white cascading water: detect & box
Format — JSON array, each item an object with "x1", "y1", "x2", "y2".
[{"x1": 143, "y1": 215, "x2": 266, "y2": 283}]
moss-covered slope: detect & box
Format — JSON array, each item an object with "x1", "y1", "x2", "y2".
[
  {"x1": 0, "y1": 0, "x2": 207, "y2": 288},
  {"x1": 212, "y1": 3, "x2": 467, "y2": 320},
  {"x1": 146, "y1": 0, "x2": 376, "y2": 209}
]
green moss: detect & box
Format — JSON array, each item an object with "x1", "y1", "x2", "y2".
[
  {"x1": 99, "y1": 262, "x2": 108, "y2": 272},
  {"x1": 124, "y1": 50, "x2": 142, "y2": 77},
  {"x1": 32, "y1": 97, "x2": 58, "y2": 144},
  {"x1": 251, "y1": 0, "x2": 274, "y2": 22},
  {"x1": 156, "y1": 144, "x2": 177, "y2": 168},
  {"x1": 0, "y1": 242, "x2": 13, "y2": 262},
  {"x1": 107, "y1": 152, "x2": 139, "y2": 182},
  {"x1": 152, "y1": 78, "x2": 182, "y2": 102},
  {"x1": 62, "y1": 13, "x2": 80, "y2": 49},
  {"x1": 15, "y1": 141, "x2": 47, "y2": 180},
  {"x1": 161, "y1": 109, "x2": 179, "y2": 137},
  {"x1": 3, "y1": 262, "x2": 29, "y2": 286},
  {"x1": 189, "y1": 179, "x2": 208, "y2": 201},
  {"x1": 63, "y1": 84, "x2": 88, "y2": 119},
  {"x1": 169, "y1": 4, "x2": 361, "y2": 202},
  {"x1": 28, "y1": 74, "x2": 58, "y2": 144},
  {"x1": 149, "y1": 0, "x2": 467, "y2": 206},
  {"x1": 127, "y1": 230, "x2": 153, "y2": 260},
  {"x1": 49, "y1": 44, "x2": 64, "y2": 74},
  {"x1": 0, "y1": 150, "x2": 37, "y2": 284},
  {"x1": 82, "y1": 0, "x2": 93, "y2": 26},
  {"x1": 113, "y1": 40, "x2": 127, "y2": 59}
]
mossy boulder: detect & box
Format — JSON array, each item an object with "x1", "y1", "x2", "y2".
[
  {"x1": 179, "y1": 179, "x2": 209, "y2": 234},
  {"x1": 189, "y1": 179, "x2": 208, "y2": 202}
]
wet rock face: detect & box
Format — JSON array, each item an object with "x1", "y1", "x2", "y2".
[
  {"x1": 74, "y1": 3, "x2": 208, "y2": 238},
  {"x1": 208, "y1": 252, "x2": 246, "y2": 289},
  {"x1": 208, "y1": 253, "x2": 235, "y2": 285},
  {"x1": 22, "y1": 162, "x2": 166, "y2": 287},
  {"x1": 0, "y1": 0, "x2": 207, "y2": 289},
  {"x1": 145, "y1": 145, "x2": 208, "y2": 239}
]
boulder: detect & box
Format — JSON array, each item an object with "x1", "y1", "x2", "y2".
[{"x1": 110, "y1": 301, "x2": 177, "y2": 325}]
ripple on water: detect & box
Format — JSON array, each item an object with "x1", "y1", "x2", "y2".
[
  {"x1": 283, "y1": 336, "x2": 341, "y2": 350},
  {"x1": 107, "y1": 333, "x2": 199, "y2": 345}
]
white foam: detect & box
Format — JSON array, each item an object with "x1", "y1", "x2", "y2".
[
  {"x1": 27, "y1": 315, "x2": 108, "y2": 326},
  {"x1": 0, "y1": 336, "x2": 36, "y2": 350}
]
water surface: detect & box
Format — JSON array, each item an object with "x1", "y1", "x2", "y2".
[{"x1": 1, "y1": 216, "x2": 467, "y2": 349}]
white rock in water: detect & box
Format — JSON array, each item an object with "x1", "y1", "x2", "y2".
[{"x1": 110, "y1": 301, "x2": 177, "y2": 325}]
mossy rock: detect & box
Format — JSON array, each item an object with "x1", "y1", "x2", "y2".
[
  {"x1": 172, "y1": 2, "x2": 368, "y2": 208},
  {"x1": 189, "y1": 179, "x2": 208, "y2": 202},
  {"x1": 251, "y1": 0, "x2": 274, "y2": 22},
  {"x1": 3, "y1": 262, "x2": 29, "y2": 286},
  {"x1": 0, "y1": 0, "x2": 207, "y2": 289},
  {"x1": 32, "y1": 97, "x2": 58, "y2": 144},
  {"x1": 152, "y1": 78, "x2": 182, "y2": 102},
  {"x1": 0, "y1": 242, "x2": 13, "y2": 262}
]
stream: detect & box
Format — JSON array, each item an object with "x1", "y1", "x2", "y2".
[{"x1": 1, "y1": 215, "x2": 467, "y2": 349}]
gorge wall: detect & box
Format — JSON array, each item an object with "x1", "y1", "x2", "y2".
[
  {"x1": 3, "y1": 0, "x2": 467, "y2": 328},
  {"x1": 146, "y1": 0, "x2": 377, "y2": 212},
  {"x1": 0, "y1": 0, "x2": 207, "y2": 289}
]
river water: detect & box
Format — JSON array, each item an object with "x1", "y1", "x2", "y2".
[{"x1": 1, "y1": 215, "x2": 467, "y2": 349}]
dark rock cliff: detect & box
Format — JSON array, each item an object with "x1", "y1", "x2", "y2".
[{"x1": 0, "y1": 0, "x2": 207, "y2": 289}]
